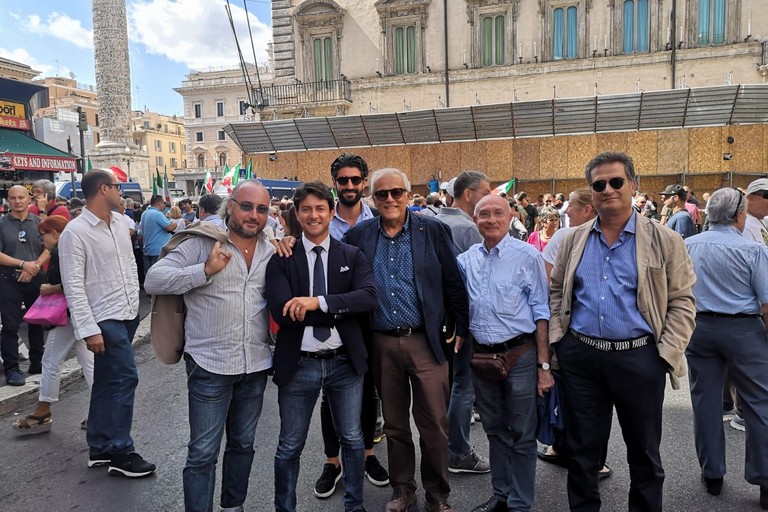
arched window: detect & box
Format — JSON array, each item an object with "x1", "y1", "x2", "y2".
[
  {"x1": 622, "y1": 0, "x2": 649, "y2": 53},
  {"x1": 197, "y1": 154, "x2": 205, "y2": 168},
  {"x1": 219, "y1": 153, "x2": 227, "y2": 167}
]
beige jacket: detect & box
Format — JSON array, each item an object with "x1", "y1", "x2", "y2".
[{"x1": 549, "y1": 214, "x2": 696, "y2": 389}]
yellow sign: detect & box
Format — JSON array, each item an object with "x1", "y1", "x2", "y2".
[{"x1": 0, "y1": 100, "x2": 26, "y2": 119}]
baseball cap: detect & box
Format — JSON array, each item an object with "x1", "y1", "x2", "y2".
[
  {"x1": 660, "y1": 184, "x2": 685, "y2": 197},
  {"x1": 440, "y1": 177, "x2": 456, "y2": 197},
  {"x1": 747, "y1": 178, "x2": 768, "y2": 195}
]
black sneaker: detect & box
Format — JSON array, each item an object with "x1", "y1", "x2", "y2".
[
  {"x1": 314, "y1": 463, "x2": 342, "y2": 498},
  {"x1": 107, "y1": 452, "x2": 156, "y2": 478},
  {"x1": 5, "y1": 367, "x2": 25, "y2": 386},
  {"x1": 28, "y1": 361, "x2": 42, "y2": 375},
  {"x1": 88, "y1": 452, "x2": 112, "y2": 468},
  {"x1": 364, "y1": 455, "x2": 390, "y2": 486}
]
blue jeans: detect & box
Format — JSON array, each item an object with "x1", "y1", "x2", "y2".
[
  {"x1": 448, "y1": 333, "x2": 475, "y2": 463},
  {"x1": 143, "y1": 254, "x2": 159, "y2": 278},
  {"x1": 87, "y1": 317, "x2": 140, "y2": 455},
  {"x1": 472, "y1": 346, "x2": 538, "y2": 511},
  {"x1": 275, "y1": 354, "x2": 364, "y2": 512},
  {"x1": 184, "y1": 354, "x2": 268, "y2": 512}
]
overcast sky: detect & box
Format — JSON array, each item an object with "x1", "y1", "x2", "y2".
[{"x1": 2, "y1": 0, "x2": 272, "y2": 116}]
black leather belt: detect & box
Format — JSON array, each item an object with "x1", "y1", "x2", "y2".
[
  {"x1": 475, "y1": 333, "x2": 534, "y2": 353},
  {"x1": 376, "y1": 327, "x2": 424, "y2": 337},
  {"x1": 571, "y1": 330, "x2": 652, "y2": 351},
  {"x1": 300, "y1": 347, "x2": 347, "y2": 359},
  {"x1": 697, "y1": 312, "x2": 761, "y2": 319}
]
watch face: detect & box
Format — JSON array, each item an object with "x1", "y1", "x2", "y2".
[{"x1": 539, "y1": 362, "x2": 551, "y2": 370}]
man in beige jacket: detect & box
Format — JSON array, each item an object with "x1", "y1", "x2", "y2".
[{"x1": 549, "y1": 151, "x2": 696, "y2": 512}]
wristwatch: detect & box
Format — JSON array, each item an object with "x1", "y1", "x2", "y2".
[{"x1": 537, "y1": 362, "x2": 551, "y2": 370}]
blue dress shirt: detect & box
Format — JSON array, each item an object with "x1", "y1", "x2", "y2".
[
  {"x1": 139, "y1": 206, "x2": 172, "y2": 257},
  {"x1": 371, "y1": 215, "x2": 423, "y2": 330},
  {"x1": 685, "y1": 225, "x2": 768, "y2": 314},
  {"x1": 569, "y1": 212, "x2": 653, "y2": 339},
  {"x1": 458, "y1": 234, "x2": 550, "y2": 344},
  {"x1": 329, "y1": 201, "x2": 374, "y2": 240}
]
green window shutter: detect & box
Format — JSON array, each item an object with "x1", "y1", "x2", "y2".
[
  {"x1": 482, "y1": 17, "x2": 493, "y2": 66},
  {"x1": 395, "y1": 27, "x2": 404, "y2": 74},
  {"x1": 313, "y1": 39, "x2": 323, "y2": 81},
  {"x1": 406, "y1": 26, "x2": 416, "y2": 73},
  {"x1": 495, "y1": 15, "x2": 505, "y2": 65},
  {"x1": 324, "y1": 37, "x2": 333, "y2": 83}
]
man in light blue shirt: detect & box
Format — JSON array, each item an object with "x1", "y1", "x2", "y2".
[
  {"x1": 684, "y1": 188, "x2": 768, "y2": 506},
  {"x1": 458, "y1": 194, "x2": 552, "y2": 512},
  {"x1": 139, "y1": 195, "x2": 175, "y2": 274}
]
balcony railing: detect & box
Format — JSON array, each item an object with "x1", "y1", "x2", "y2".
[{"x1": 253, "y1": 79, "x2": 352, "y2": 108}]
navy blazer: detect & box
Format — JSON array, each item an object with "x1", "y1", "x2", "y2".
[
  {"x1": 343, "y1": 212, "x2": 469, "y2": 364},
  {"x1": 265, "y1": 236, "x2": 379, "y2": 387}
]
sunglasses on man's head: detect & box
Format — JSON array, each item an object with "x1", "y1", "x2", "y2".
[
  {"x1": 373, "y1": 188, "x2": 405, "y2": 201},
  {"x1": 335, "y1": 176, "x2": 363, "y2": 186},
  {"x1": 590, "y1": 177, "x2": 626, "y2": 193},
  {"x1": 18, "y1": 230, "x2": 27, "y2": 244},
  {"x1": 232, "y1": 199, "x2": 270, "y2": 214}
]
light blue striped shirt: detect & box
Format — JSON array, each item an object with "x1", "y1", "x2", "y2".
[
  {"x1": 458, "y1": 234, "x2": 550, "y2": 344},
  {"x1": 329, "y1": 201, "x2": 374, "y2": 240},
  {"x1": 570, "y1": 212, "x2": 653, "y2": 339},
  {"x1": 685, "y1": 225, "x2": 768, "y2": 314}
]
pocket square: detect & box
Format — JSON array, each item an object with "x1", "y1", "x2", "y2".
[{"x1": 339, "y1": 265, "x2": 350, "y2": 272}]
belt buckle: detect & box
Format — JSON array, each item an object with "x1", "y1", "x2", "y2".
[{"x1": 315, "y1": 349, "x2": 333, "y2": 358}]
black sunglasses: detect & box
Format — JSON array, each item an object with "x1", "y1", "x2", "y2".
[
  {"x1": 18, "y1": 230, "x2": 27, "y2": 244},
  {"x1": 732, "y1": 188, "x2": 744, "y2": 219},
  {"x1": 373, "y1": 188, "x2": 406, "y2": 201},
  {"x1": 752, "y1": 190, "x2": 768, "y2": 200},
  {"x1": 335, "y1": 176, "x2": 363, "y2": 186},
  {"x1": 232, "y1": 199, "x2": 270, "y2": 214},
  {"x1": 104, "y1": 183, "x2": 122, "y2": 192},
  {"x1": 590, "y1": 177, "x2": 626, "y2": 193}
]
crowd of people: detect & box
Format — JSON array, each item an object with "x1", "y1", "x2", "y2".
[{"x1": 0, "y1": 150, "x2": 767, "y2": 512}]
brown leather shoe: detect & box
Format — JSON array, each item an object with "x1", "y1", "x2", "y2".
[
  {"x1": 425, "y1": 497, "x2": 455, "y2": 512},
  {"x1": 384, "y1": 488, "x2": 417, "y2": 512}
]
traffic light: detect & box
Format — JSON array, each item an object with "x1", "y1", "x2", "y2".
[{"x1": 78, "y1": 111, "x2": 88, "y2": 132}]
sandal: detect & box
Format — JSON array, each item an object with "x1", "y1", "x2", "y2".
[{"x1": 13, "y1": 412, "x2": 52, "y2": 435}]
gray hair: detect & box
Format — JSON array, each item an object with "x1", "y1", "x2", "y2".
[
  {"x1": 369, "y1": 168, "x2": 411, "y2": 194},
  {"x1": 32, "y1": 179, "x2": 55, "y2": 196},
  {"x1": 454, "y1": 170, "x2": 490, "y2": 199},
  {"x1": 125, "y1": 198, "x2": 135, "y2": 208},
  {"x1": 706, "y1": 188, "x2": 744, "y2": 225}
]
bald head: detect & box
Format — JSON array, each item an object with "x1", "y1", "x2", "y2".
[
  {"x1": 474, "y1": 194, "x2": 512, "y2": 249},
  {"x1": 474, "y1": 194, "x2": 510, "y2": 216},
  {"x1": 7, "y1": 185, "x2": 31, "y2": 216}
]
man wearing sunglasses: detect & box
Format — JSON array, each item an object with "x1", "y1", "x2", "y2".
[
  {"x1": 549, "y1": 151, "x2": 696, "y2": 512},
  {"x1": 315, "y1": 154, "x2": 390, "y2": 501},
  {"x1": 145, "y1": 180, "x2": 275, "y2": 511},
  {"x1": 59, "y1": 170, "x2": 155, "y2": 478},
  {"x1": 659, "y1": 184, "x2": 696, "y2": 239},
  {"x1": 343, "y1": 168, "x2": 469, "y2": 512},
  {"x1": 743, "y1": 179, "x2": 768, "y2": 246},
  {"x1": 0, "y1": 185, "x2": 50, "y2": 386}
]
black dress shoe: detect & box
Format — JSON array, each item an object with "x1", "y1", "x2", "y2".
[
  {"x1": 702, "y1": 475, "x2": 723, "y2": 496},
  {"x1": 760, "y1": 485, "x2": 767, "y2": 510},
  {"x1": 28, "y1": 361, "x2": 42, "y2": 375},
  {"x1": 471, "y1": 496, "x2": 508, "y2": 512}
]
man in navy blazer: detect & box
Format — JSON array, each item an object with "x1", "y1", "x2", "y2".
[
  {"x1": 265, "y1": 181, "x2": 378, "y2": 512},
  {"x1": 343, "y1": 168, "x2": 469, "y2": 512}
]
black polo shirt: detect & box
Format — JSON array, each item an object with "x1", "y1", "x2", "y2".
[{"x1": 0, "y1": 213, "x2": 43, "y2": 275}]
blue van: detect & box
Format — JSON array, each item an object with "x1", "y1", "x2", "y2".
[{"x1": 56, "y1": 181, "x2": 145, "y2": 205}]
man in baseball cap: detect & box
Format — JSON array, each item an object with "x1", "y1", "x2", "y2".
[
  {"x1": 659, "y1": 184, "x2": 696, "y2": 238},
  {"x1": 440, "y1": 178, "x2": 456, "y2": 207}
]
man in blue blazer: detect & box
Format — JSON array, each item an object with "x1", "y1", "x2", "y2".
[
  {"x1": 266, "y1": 181, "x2": 379, "y2": 512},
  {"x1": 343, "y1": 168, "x2": 469, "y2": 512}
]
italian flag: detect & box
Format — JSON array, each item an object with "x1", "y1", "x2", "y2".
[
  {"x1": 245, "y1": 159, "x2": 253, "y2": 180},
  {"x1": 162, "y1": 167, "x2": 172, "y2": 203},
  {"x1": 220, "y1": 164, "x2": 236, "y2": 193},
  {"x1": 492, "y1": 178, "x2": 517, "y2": 195},
  {"x1": 203, "y1": 170, "x2": 214, "y2": 194}
]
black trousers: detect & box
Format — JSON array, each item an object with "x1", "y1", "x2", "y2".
[
  {"x1": 0, "y1": 274, "x2": 45, "y2": 372},
  {"x1": 321, "y1": 369, "x2": 379, "y2": 455},
  {"x1": 555, "y1": 331, "x2": 668, "y2": 512}
]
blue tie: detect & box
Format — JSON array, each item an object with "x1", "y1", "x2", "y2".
[{"x1": 312, "y1": 246, "x2": 331, "y2": 342}]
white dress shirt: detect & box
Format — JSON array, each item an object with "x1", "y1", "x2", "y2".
[
  {"x1": 300, "y1": 236, "x2": 342, "y2": 352},
  {"x1": 59, "y1": 207, "x2": 139, "y2": 340}
]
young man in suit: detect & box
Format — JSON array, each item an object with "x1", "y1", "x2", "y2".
[{"x1": 265, "y1": 181, "x2": 379, "y2": 512}]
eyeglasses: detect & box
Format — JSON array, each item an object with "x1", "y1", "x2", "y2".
[
  {"x1": 476, "y1": 210, "x2": 507, "y2": 220},
  {"x1": 590, "y1": 177, "x2": 626, "y2": 192},
  {"x1": 231, "y1": 199, "x2": 270, "y2": 214},
  {"x1": 104, "y1": 183, "x2": 122, "y2": 192},
  {"x1": 732, "y1": 188, "x2": 744, "y2": 219},
  {"x1": 18, "y1": 230, "x2": 27, "y2": 244},
  {"x1": 335, "y1": 176, "x2": 363, "y2": 186},
  {"x1": 753, "y1": 190, "x2": 768, "y2": 200},
  {"x1": 373, "y1": 188, "x2": 405, "y2": 201}
]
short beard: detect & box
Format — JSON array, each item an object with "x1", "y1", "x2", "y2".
[
  {"x1": 337, "y1": 190, "x2": 363, "y2": 207},
  {"x1": 228, "y1": 218, "x2": 262, "y2": 238}
]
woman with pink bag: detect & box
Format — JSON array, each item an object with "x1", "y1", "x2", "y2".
[{"x1": 12, "y1": 215, "x2": 94, "y2": 435}]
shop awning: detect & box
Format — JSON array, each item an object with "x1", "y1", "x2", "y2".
[
  {"x1": 0, "y1": 128, "x2": 78, "y2": 172},
  {"x1": 224, "y1": 84, "x2": 768, "y2": 154}
]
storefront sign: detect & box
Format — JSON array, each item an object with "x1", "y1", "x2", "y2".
[
  {"x1": 0, "y1": 100, "x2": 29, "y2": 130},
  {"x1": 11, "y1": 154, "x2": 77, "y2": 172}
]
